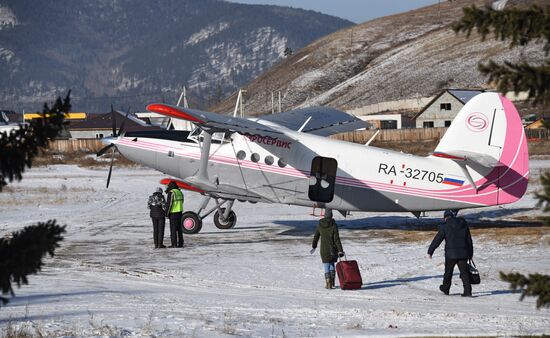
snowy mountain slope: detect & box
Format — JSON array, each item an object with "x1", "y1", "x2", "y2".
[
  {"x1": 0, "y1": 0, "x2": 351, "y2": 113},
  {"x1": 212, "y1": 0, "x2": 547, "y2": 115}
]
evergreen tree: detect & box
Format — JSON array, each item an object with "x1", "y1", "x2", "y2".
[
  {"x1": 454, "y1": 4, "x2": 550, "y2": 309},
  {"x1": 500, "y1": 272, "x2": 550, "y2": 309},
  {"x1": 0, "y1": 92, "x2": 70, "y2": 306}
]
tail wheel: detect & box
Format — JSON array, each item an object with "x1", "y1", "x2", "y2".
[
  {"x1": 213, "y1": 208, "x2": 237, "y2": 229},
  {"x1": 181, "y1": 211, "x2": 202, "y2": 234}
]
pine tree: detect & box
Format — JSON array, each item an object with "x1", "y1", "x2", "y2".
[
  {"x1": 0, "y1": 92, "x2": 70, "y2": 306},
  {"x1": 454, "y1": 4, "x2": 550, "y2": 309},
  {"x1": 453, "y1": 4, "x2": 550, "y2": 104},
  {"x1": 500, "y1": 272, "x2": 550, "y2": 309}
]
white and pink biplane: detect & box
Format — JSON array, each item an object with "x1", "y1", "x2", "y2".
[{"x1": 98, "y1": 92, "x2": 528, "y2": 234}]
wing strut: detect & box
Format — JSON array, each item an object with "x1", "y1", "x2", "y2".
[
  {"x1": 458, "y1": 163, "x2": 478, "y2": 193},
  {"x1": 198, "y1": 131, "x2": 212, "y2": 180}
]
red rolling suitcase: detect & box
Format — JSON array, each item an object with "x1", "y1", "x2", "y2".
[{"x1": 336, "y1": 257, "x2": 362, "y2": 290}]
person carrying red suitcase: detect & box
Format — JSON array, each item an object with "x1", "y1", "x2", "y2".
[{"x1": 312, "y1": 209, "x2": 344, "y2": 289}]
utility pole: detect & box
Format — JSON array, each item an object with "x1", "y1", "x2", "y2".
[{"x1": 278, "y1": 91, "x2": 281, "y2": 113}]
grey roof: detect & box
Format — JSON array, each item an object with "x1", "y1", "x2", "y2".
[{"x1": 447, "y1": 89, "x2": 484, "y2": 104}]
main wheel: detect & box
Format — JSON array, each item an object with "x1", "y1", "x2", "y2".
[
  {"x1": 213, "y1": 208, "x2": 237, "y2": 229},
  {"x1": 181, "y1": 211, "x2": 202, "y2": 234}
]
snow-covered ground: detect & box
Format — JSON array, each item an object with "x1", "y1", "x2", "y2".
[{"x1": 1, "y1": 161, "x2": 549, "y2": 337}]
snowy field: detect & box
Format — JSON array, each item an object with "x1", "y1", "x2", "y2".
[{"x1": 1, "y1": 161, "x2": 549, "y2": 337}]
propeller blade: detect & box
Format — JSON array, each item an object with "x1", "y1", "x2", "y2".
[
  {"x1": 106, "y1": 148, "x2": 115, "y2": 189},
  {"x1": 111, "y1": 105, "x2": 117, "y2": 137},
  {"x1": 96, "y1": 143, "x2": 114, "y2": 157},
  {"x1": 118, "y1": 108, "x2": 130, "y2": 136}
]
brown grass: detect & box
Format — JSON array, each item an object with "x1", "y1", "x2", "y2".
[
  {"x1": 33, "y1": 150, "x2": 138, "y2": 168},
  {"x1": 378, "y1": 224, "x2": 550, "y2": 245}
]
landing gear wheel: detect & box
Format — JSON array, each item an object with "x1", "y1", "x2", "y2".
[
  {"x1": 213, "y1": 208, "x2": 237, "y2": 229},
  {"x1": 181, "y1": 211, "x2": 202, "y2": 234}
]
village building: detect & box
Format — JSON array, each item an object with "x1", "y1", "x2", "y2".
[
  {"x1": 67, "y1": 112, "x2": 159, "y2": 139},
  {"x1": 413, "y1": 89, "x2": 485, "y2": 128},
  {"x1": 358, "y1": 112, "x2": 415, "y2": 129}
]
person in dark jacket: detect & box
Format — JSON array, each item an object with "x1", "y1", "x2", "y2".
[
  {"x1": 428, "y1": 210, "x2": 474, "y2": 297},
  {"x1": 147, "y1": 187, "x2": 166, "y2": 249},
  {"x1": 312, "y1": 210, "x2": 344, "y2": 289},
  {"x1": 165, "y1": 181, "x2": 184, "y2": 248}
]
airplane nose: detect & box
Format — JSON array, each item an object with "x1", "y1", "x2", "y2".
[{"x1": 100, "y1": 135, "x2": 118, "y2": 146}]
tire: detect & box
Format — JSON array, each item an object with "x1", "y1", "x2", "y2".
[
  {"x1": 213, "y1": 208, "x2": 237, "y2": 229},
  {"x1": 181, "y1": 211, "x2": 202, "y2": 234}
]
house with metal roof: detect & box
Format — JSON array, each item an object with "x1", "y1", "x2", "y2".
[
  {"x1": 67, "y1": 112, "x2": 160, "y2": 139},
  {"x1": 413, "y1": 89, "x2": 485, "y2": 128}
]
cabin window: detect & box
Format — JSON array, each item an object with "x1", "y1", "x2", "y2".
[
  {"x1": 440, "y1": 103, "x2": 451, "y2": 110},
  {"x1": 236, "y1": 150, "x2": 246, "y2": 160},
  {"x1": 444, "y1": 120, "x2": 452, "y2": 127},
  {"x1": 423, "y1": 121, "x2": 434, "y2": 128},
  {"x1": 264, "y1": 155, "x2": 274, "y2": 165},
  {"x1": 278, "y1": 158, "x2": 287, "y2": 168},
  {"x1": 168, "y1": 150, "x2": 175, "y2": 158},
  {"x1": 251, "y1": 153, "x2": 260, "y2": 163},
  {"x1": 95, "y1": 133, "x2": 104, "y2": 139}
]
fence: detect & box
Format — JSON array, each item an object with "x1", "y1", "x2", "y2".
[
  {"x1": 333, "y1": 127, "x2": 550, "y2": 144},
  {"x1": 332, "y1": 127, "x2": 448, "y2": 144},
  {"x1": 525, "y1": 128, "x2": 550, "y2": 140},
  {"x1": 48, "y1": 128, "x2": 549, "y2": 153},
  {"x1": 49, "y1": 139, "x2": 104, "y2": 153}
]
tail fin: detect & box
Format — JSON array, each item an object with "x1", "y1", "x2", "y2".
[{"x1": 433, "y1": 92, "x2": 528, "y2": 205}]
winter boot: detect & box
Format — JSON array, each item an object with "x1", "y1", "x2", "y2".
[
  {"x1": 330, "y1": 271, "x2": 336, "y2": 288},
  {"x1": 324, "y1": 273, "x2": 332, "y2": 289}
]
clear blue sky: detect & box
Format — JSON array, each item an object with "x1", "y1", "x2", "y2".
[{"x1": 227, "y1": 0, "x2": 441, "y2": 23}]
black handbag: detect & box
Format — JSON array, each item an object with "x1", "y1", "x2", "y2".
[{"x1": 468, "y1": 259, "x2": 481, "y2": 285}]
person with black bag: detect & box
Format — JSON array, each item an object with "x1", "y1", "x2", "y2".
[
  {"x1": 147, "y1": 187, "x2": 167, "y2": 249},
  {"x1": 427, "y1": 210, "x2": 474, "y2": 297}
]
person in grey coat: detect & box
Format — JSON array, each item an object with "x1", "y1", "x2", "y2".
[
  {"x1": 147, "y1": 187, "x2": 166, "y2": 249},
  {"x1": 428, "y1": 210, "x2": 474, "y2": 297}
]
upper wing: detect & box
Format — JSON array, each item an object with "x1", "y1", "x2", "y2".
[
  {"x1": 147, "y1": 103, "x2": 287, "y2": 138},
  {"x1": 256, "y1": 106, "x2": 368, "y2": 137}
]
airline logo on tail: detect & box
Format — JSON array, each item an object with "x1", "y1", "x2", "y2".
[{"x1": 465, "y1": 112, "x2": 489, "y2": 132}]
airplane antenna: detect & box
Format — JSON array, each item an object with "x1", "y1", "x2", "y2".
[
  {"x1": 176, "y1": 86, "x2": 188, "y2": 107},
  {"x1": 240, "y1": 90, "x2": 246, "y2": 118},
  {"x1": 298, "y1": 116, "x2": 312, "y2": 132},
  {"x1": 233, "y1": 89, "x2": 243, "y2": 117},
  {"x1": 365, "y1": 129, "x2": 380, "y2": 146}
]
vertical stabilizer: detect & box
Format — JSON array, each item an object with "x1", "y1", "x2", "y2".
[{"x1": 433, "y1": 92, "x2": 528, "y2": 205}]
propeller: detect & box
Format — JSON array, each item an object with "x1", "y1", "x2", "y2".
[{"x1": 96, "y1": 106, "x2": 130, "y2": 188}]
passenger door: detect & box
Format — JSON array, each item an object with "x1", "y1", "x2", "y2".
[{"x1": 308, "y1": 156, "x2": 337, "y2": 203}]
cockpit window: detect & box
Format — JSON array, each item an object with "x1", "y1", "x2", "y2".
[{"x1": 188, "y1": 128, "x2": 233, "y2": 144}]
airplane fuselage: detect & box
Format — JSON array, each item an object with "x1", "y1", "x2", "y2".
[{"x1": 115, "y1": 127, "x2": 518, "y2": 213}]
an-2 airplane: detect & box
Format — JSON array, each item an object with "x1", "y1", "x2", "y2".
[{"x1": 98, "y1": 92, "x2": 528, "y2": 234}]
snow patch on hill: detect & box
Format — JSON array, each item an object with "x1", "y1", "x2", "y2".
[
  {"x1": 0, "y1": 5, "x2": 17, "y2": 30},
  {"x1": 185, "y1": 22, "x2": 230, "y2": 46}
]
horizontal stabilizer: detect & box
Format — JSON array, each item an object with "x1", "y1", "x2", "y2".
[{"x1": 432, "y1": 151, "x2": 501, "y2": 168}]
